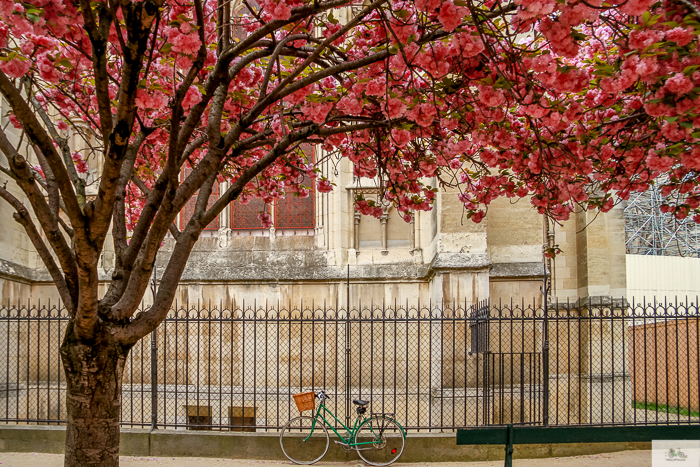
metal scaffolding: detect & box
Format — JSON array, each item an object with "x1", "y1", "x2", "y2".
[{"x1": 624, "y1": 185, "x2": 700, "y2": 258}]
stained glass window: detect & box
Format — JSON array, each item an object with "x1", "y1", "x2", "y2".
[
  {"x1": 275, "y1": 144, "x2": 315, "y2": 229},
  {"x1": 275, "y1": 176, "x2": 315, "y2": 229},
  {"x1": 231, "y1": 197, "x2": 269, "y2": 230},
  {"x1": 179, "y1": 168, "x2": 220, "y2": 231}
]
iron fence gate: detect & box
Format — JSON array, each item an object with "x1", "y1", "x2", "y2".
[{"x1": 0, "y1": 298, "x2": 698, "y2": 431}]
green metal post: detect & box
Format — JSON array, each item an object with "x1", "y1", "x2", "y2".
[{"x1": 504, "y1": 424, "x2": 513, "y2": 467}]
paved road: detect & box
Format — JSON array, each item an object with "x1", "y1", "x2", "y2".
[{"x1": 0, "y1": 450, "x2": 651, "y2": 466}]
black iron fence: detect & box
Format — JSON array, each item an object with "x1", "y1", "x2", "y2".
[{"x1": 0, "y1": 298, "x2": 698, "y2": 431}]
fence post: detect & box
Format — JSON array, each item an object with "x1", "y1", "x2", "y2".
[
  {"x1": 151, "y1": 328, "x2": 158, "y2": 431},
  {"x1": 346, "y1": 264, "x2": 351, "y2": 425},
  {"x1": 542, "y1": 264, "x2": 550, "y2": 427},
  {"x1": 150, "y1": 263, "x2": 158, "y2": 431}
]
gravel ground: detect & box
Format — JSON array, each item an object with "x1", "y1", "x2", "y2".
[{"x1": 0, "y1": 450, "x2": 652, "y2": 466}]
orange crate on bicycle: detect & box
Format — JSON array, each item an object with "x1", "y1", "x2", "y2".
[{"x1": 292, "y1": 391, "x2": 315, "y2": 412}]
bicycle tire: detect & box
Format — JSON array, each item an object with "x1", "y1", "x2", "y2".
[
  {"x1": 279, "y1": 415, "x2": 330, "y2": 465},
  {"x1": 353, "y1": 415, "x2": 405, "y2": 466}
]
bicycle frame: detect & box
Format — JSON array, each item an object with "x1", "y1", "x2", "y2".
[{"x1": 304, "y1": 399, "x2": 386, "y2": 448}]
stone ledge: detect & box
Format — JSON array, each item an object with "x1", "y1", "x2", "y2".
[
  {"x1": 428, "y1": 252, "x2": 491, "y2": 271},
  {"x1": 11, "y1": 255, "x2": 547, "y2": 286},
  {"x1": 0, "y1": 258, "x2": 48, "y2": 283},
  {"x1": 156, "y1": 251, "x2": 492, "y2": 282},
  {"x1": 490, "y1": 262, "x2": 546, "y2": 279},
  {"x1": 0, "y1": 425, "x2": 650, "y2": 463}
]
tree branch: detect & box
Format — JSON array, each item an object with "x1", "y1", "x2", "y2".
[
  {"x1": 29, "y1": 95, "x2": 87, "y2": 207},
  {"x1": 0, "y1": 70, "x2": 87, "y2": 232},
  {"x1": 77, "y1": 0, "x2": 114, "y2": 140},
  {"x1": 0, "y1": 185, "x2": 74, "y2": 312},
  {"x1": 0, "y1": 127, "x2": 79, "y2": 307},
  {"x1": 85, "y1": 0, "x2": 163, "y2": 252},
  {"x1": 114, "y1": 123, "x2": 320, "y2": 343}
]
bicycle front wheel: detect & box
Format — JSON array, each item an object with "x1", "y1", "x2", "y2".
[
  {"x1": 280, "y1": 416, "x2": 330, "y2": 465},
  {"x1": 353, "y1": 416, "x2": 405, "y2": 466}
]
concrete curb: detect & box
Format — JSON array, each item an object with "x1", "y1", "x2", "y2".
[{"x1": 0, "y1": 426, "x2": 650, "y2": 462}]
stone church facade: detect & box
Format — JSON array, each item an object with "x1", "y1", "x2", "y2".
[
  {"x1": 0, "y1": 137, "x2": 628, "y2": 309},
  {"x1": 0, "y1": 113, "x2": 632, "y2": 430}
]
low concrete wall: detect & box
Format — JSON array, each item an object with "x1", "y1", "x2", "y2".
[{"x1": 0, "y1": 425, "x2": 650, "y2": 462}]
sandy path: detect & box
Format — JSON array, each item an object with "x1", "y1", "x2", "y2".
[{"x1": 0, "y1": 450, "x2": 651, "y2": 466}]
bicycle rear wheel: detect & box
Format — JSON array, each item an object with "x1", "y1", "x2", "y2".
[
  {"x1": 280, "y1": 416, "x2": 330, "y2": 465},
  {"x1": 353, "y1": 415, "x2": 405, "y2": 466}
]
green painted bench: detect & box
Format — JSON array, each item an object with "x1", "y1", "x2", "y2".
[{"x1": 456, "y1": 424, "x2": 700, "y2": 467}]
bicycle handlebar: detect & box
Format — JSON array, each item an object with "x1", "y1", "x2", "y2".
[{"x1": 315, "y1": 390, "x2": 330, "y2": 400}]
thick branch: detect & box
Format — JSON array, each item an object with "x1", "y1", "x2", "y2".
[
  {"x1": 130, "y1": 173, "x2": 181, "y2": 239},
  {"x1": 86, "y1": 0, "x2": 162, "y2": 250},
  {"x1": 77, "y1": 0, "x2": 114, "y2": 139}
]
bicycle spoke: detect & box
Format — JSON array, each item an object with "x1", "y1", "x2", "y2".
[
  {"x1": 354, "y1": 416, "x2": 405, "y2": 466},
  {"x1": 280, "y1": 416, "x2": 330, "y2": 465}
]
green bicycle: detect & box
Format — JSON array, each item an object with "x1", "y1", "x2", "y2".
[{"x1": 280, "y1": 390, "x2": 406, "y2": 466}]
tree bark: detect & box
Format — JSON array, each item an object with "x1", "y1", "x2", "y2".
[{"x1": 60, "y1": 321, "x2": 132, "y2": 467}]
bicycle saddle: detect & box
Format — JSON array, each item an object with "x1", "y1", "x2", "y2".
[{"x1": 352, "y1": 399, "x2": 369, "y2": 406}]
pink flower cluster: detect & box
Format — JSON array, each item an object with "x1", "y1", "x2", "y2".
[
  {"x1": 302, "y1": 102, "x2": 333, "y2": 124},
  {"x1": 317, "y1": 179, "x2": 333, "y2": 193},
  {"x1": 437, "y1": 1, "x2": 467, "y2": 32},
  {"x1": 166, "y1": 24, "x2": 202, "y2": 55},
  {"x1": 72, "y1": 152, "x2": 88, "y2": 174},
  {"x1": 0, "y1": 58, "x2": 30, "y2": 78},
  {"x1": 355, "y1": 198, "x2": 384, "y2": 218},
  {"x1": 258, "y1": 211, "x2": 273, "y2": 229},
  {"x1": 258, "y1": 0, "x2": 301, "y2": 20}
]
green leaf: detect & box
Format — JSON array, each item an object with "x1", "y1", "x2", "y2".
[
  {"x1": 160, "y1": 43, "x2": 173, "y2": 54},
  {"x1": 684, "y1": 65, "x2": 699, "y2": 75},
  {"x1": 592, "y1": 63, "x2": 615, "y2": 77},
  {"x1": 570, "y1": 31, "x2": 587, "y2": 41},
  {"x1": 327, "y1": 12, "x2": 338, "y2": 24},
  {"x1": 691, "y1": 132, "x2": 700, "y2": 138},
  {"x1": 680, "y1": 121, "x2": 694, "y2": 129},
  {"x1": 666, "y1": 116, "x2": 680, "y2": 123},
  {"x1": 394, "y1": 9, "x2": 410, "y2": 18}
]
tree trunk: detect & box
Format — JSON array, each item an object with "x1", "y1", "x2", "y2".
[{"x1": 60, "y1": 321, "x2": 132, "y2": 467}]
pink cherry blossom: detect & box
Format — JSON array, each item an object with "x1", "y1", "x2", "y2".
[
  {"x1": 437, "y1": 2, "x2": 464, "y2": 32},
  {"x1": 0, "y1": 57, "x2": 30, "y2": 78},
  {"x1": 317, "y1": 179, "x2": 333, "y2": 193}
]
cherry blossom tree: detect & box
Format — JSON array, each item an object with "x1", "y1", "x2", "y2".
[{"x1": 0, "y1": 0, "x2": 699, "y2": 463}]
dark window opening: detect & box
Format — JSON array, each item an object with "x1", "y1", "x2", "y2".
[
  {"x1": 229, "y1": 406, "x2": 256, "y2": 432},
  {"x1": 185, "y1": 405, "x2": 212, "y2": 430}
]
